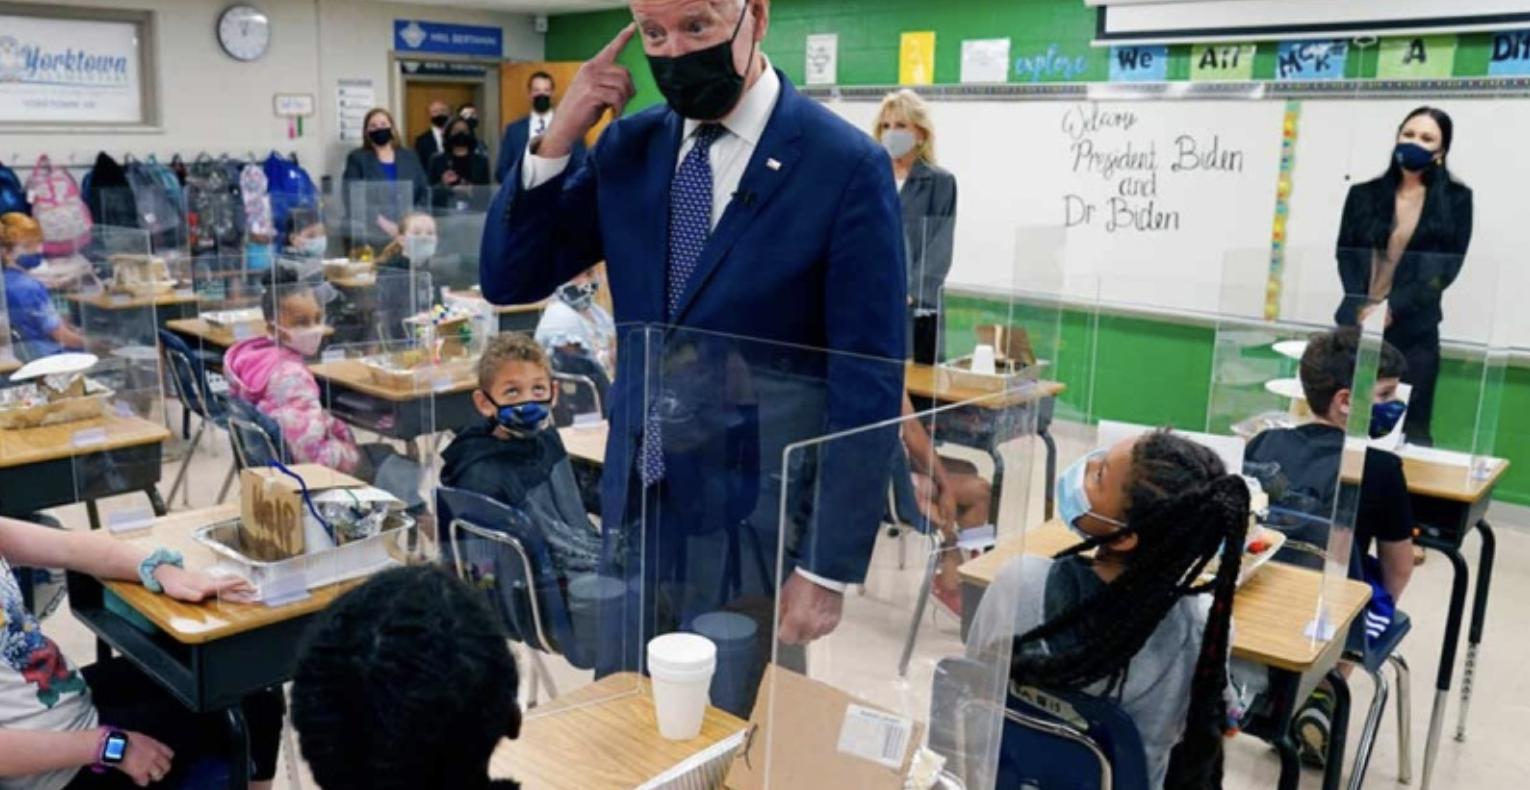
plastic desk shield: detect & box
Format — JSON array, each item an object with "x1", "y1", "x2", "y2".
[
  {"x1": 1218, "y1": 247, "x2": 1384, "y2": 645},
  {"x1": 0, "y1": 268, "x2": 15, "y2": 372},
  {"x1": 1391, "y1": 252, "x2": 1515, "y2": 495},
  {"x1": 344, "y1": 180, "x2": 421, "y2": 260},
  {"x1": 428, "y1": 185, "x2": 496, "y2": 294},
  {"x1": 752, "y1": 393, "x2": 1032, "y2": 790},
  {"x1": 88, "y1": 182, "x2": 190, "y2": 264},
  {"x1": 65, "y1": 283, "x2": 168, "y2": 531}
]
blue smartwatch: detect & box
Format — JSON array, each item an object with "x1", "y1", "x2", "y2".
[{"x1": 137, "y1": 548, "x2": 185, "y2": 594}]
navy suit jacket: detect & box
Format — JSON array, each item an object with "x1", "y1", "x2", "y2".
[
  {"x1": 481, "y1": 71, "x2": 906, "y2": 585},
  {"x1": 495, "y1": 115, "x2": 586, "y2": 184}
]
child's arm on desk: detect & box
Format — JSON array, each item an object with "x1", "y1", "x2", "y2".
[{"x1": 0, "y1": 517, "x2": 251, "y2": 602}]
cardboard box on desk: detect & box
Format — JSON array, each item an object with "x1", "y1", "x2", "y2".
[
  {"x1": 975, "y1": 324, "x2": 1036, "y2": 367},
  {"x1": 725, "y1": 665, "x2": 923, "y2": 790},
  {"x1": 239, "y1": 465, "x2": 365, "y2": 562}
]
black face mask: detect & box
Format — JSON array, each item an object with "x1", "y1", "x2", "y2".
[
  {"x1": 430, "y1": 114, "x2": 450, "y2": 129},
  {"x1": 448, "y1": 133, "x2": 476, "y2": 150},
  {"x1": 367, "y1": 128, "x2": 394, "y2": 148},
  {"x1": 462, "y1": 116, "x2": 480, "y2": 132},
  {"x1": 646, "y1": 3, "x2": 755, "y2": 121},
  {"x1": 532, "y1": 94, "x2": 553, "y2": 114}
]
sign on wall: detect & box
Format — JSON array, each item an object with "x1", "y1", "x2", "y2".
[
  {"x1": 394, "y1": 19, "x2": 503, "y2": 58},
  {"x1": 0, "y1": 14, "x2": 144, "y2": 124},
  {"x1": 805, "y1": 33, "x2": 838, "y2": 86}
]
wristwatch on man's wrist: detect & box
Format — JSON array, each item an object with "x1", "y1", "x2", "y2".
[{"x1": 92, "y1": 727, "x2": 128, "y2": 774}]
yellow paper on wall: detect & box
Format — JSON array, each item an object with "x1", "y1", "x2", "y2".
[{"x1": 900, "y1": 31, "x2": 936, "y2": 86}]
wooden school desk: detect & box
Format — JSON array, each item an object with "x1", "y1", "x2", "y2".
[
  {"x1": 491, "y1": 673, "x2": 747, "y2": 790},
  {"x1": 165, "y1": 317, "x2": 267, "y2": 351},
  {"x1": 0, "y1": 356, "x2": 21, "y2": 376},
  {"x1": 65, "y1": 504, "x2": 379, "y2": 790},
  {"x1": 444, "y1": 288, "x2": 546, "y2": 333},
  {"x1": 66, "y1": 291, "x2": 201, "y2": 338},
  {"x1": 905, "y1": 363, "x2": 1067, "y2": 520},
  {"x1": 0, "y1": 414, "x2": 171, "y2": 529},
  {"x1": 308, "y1": 357, "x2": 480, "y2": 443},
  {"x1": 559, "y1": 421, "x2": 609, "y2": 467},
  {"x1": 960, "y1": 521, "x2": 1371, "y2": 790}
]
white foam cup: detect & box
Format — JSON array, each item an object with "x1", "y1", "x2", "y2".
[
  {"x1": 971, "y1": 344, "x2": 998, "y2": 375},
  {"x1": 647, "y1": 632, "x2": 717, "y2": 740}
]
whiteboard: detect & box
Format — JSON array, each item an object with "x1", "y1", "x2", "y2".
[{"x1": 824, "y1": 96, "x2": 1530, "y2": 346}]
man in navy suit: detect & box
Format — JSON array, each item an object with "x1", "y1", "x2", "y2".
[
  {"x1": 494, "y1": 71, "x2": 586, "y2": 183},
  {"x1": 481, "y1": 0, "x2": 905, "y2": 664}
]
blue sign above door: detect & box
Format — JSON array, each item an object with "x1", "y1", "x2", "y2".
[{"x1": 394, "y1": 19, "x2": 503, "y2": 58}]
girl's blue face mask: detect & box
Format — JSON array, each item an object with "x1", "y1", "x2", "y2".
[
  {"x1": 1056, "y1": 448, "x2": 1127, "y2": 539},
  {"x1": 15, "y1": 252, "x2": 44, "y2": 271},
  {"x1": 484, "y1": 391, "x2": 552, "y2": 435}
]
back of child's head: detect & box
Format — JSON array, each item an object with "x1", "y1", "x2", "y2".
[
  {"x1": 1300, "y1": 328, "x2": 1409, "y2": 415},
  {"x1": 1011, "y1": 430, "x2": 1250, "y2": 788},
  {"x1": 478, "y1": 333, "x2": 550, "y2": 391},
  {"x1": 0, "y1": 212, "x2": 41, "y2": 250},
  {"x1": 260, "y1": 264, "x2": 311, "y2": 323},
  {"x1": 291, "y1": 564, "x2": 520, "y2": 790}
]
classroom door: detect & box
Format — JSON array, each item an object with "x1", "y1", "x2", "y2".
[
  {"x1": 403, "y1": 81, "x2": 479, "y2": 143},
  {"x1": 500, "y1": 62, "x2": 610, "y2": 148}
]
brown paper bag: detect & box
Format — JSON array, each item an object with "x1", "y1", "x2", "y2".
[
  {"x1": 238, "y1": 465, "x2": 364, "y2": 562},
  {"x1": 726, "y1": 665, "x2": 923, "y2": 790}
]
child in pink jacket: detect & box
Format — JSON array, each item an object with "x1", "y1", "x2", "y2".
[{"x1": 224, "y1": 269, "x2": 360, "y2": 473}]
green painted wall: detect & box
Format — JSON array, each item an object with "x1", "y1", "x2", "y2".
[{"x1": 546, "y1": 3, "x2": 1530, "y2": 505}]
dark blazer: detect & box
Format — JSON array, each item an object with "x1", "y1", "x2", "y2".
[
  {"x1": 481, "y1": 70, "x2": 907, "y2": 586},
  {"x1": 413, "y1": 128, "x2": 444, "y2": 170},
  {"x1": 341, "y1": 147, "x2": 429, "y2": 205},
  {"x1": 1334, "y1": 174, "x2": 1473, "y2": 345},
  {"x1": 494, "y1": 115, "x2": 586, "y2": 184},
  {"x1": 899, "y1": 160, "x2": 958, "y2": 310}
]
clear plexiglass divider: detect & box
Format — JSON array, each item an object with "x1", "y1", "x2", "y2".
[
  {"x1": 755, "y1": 382, "x2": 1040, "y2": 790},
  {"x1": 1216, "y1": 246, "x2": 1384, "y2": 655},
  {"x1": 67, "y1": 273, "x2": 168, "y2": 532}
]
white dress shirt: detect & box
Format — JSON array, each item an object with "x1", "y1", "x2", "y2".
[
  {"x1": 529, "y1": 110, "x2": 555, "y2": 141},
  {"x1": 520, "y1": 61, "x2": 847, "y2": 594}
]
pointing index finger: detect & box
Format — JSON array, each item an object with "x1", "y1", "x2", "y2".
[{"x1": 595, "y1": 22, "x2": 637, "y2": 64}]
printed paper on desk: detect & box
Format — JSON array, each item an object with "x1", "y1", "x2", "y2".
[{"x1": 725, "y1": 664, "x2": 923, "y2": 790}]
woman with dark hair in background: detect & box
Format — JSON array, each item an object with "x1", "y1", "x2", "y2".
[
  {"x1": 428, "y1": 117, "x2": 492, "y2": 208},
  {"x1": 1334, "y1": 106, "x2": 1473, "y2": 445}
]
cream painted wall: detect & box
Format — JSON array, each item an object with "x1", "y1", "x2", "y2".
[{"x1": 0, "y1": 0, "x2": 541, "y2": 181}]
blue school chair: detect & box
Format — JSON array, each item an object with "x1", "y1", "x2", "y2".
[
  {"x1": 436, "y1": 486, "x2": 589, "y2": 707},
  {"x1": 550, "y1": 370, "x2": 603, "y2": 427},
  {"x1": 158, "y1": 329, "x2": 233, "y2": 506},
  {"x1": 225, "y1": 396, "x2": 285, "y2": 470},
  {"x1": 999, "y1": 684, "x2": 1151, "y2": 790},
  {"x1": 1344, "y1": 612, "x2": 1413, "y2": 789},
  {"x1": 928, "y1": 657, "x2": 1150, "y2": 790}
]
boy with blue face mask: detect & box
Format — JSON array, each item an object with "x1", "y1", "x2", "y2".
[
  {"x1": 1242, "y1": 327, "x2": 1414, "y2": 767},
  {"x1": 441, "y1": 333, "x2": 601, "y2": 580}
]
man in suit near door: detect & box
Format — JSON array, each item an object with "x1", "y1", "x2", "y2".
[
  {"x1": 481, "y1": 0, "x2": 905, "y2": 691},
  {"x1": 414, "y1": 99, "x2": 450, "y2": 168},
  {"x1": 494, "y1": 71, "x2": 585, "y2": 183}
]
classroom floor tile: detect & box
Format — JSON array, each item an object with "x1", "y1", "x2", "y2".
[{"x1": 32, "y1": 407, "x2": 1530, "y2": 787}]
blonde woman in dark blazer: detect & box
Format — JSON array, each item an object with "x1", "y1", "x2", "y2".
[{"x1": 873, "y1": 89, "x2": 957, "y2": 364}]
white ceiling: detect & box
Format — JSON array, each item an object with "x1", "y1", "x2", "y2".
[{"x1": 371, "y1": 0, "x2": 626, "y2": 13}]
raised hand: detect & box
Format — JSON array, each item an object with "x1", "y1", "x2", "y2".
[{"x1": 540, "y1": 23, "x2": 637, "y2": 157}]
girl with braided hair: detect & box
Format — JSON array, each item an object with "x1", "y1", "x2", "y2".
[{"x1": 968, "y1": 430, "x2": 1250, "y2": 789}]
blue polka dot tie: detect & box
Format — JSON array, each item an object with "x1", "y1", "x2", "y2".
[{"x1": 642, "y1": 123, "x2": 725, "y2": 487}]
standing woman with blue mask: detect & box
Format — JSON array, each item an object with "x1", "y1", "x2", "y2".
[
  {"x1": 0, "y1": 213, "x2": 84, "y2": 361},
  {"x1": 873, "y1": 89, "x2": 957, "y2": 365},
  {"x1": 1334, "y1": 106, "x2": 1473, "y2": 446}
]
